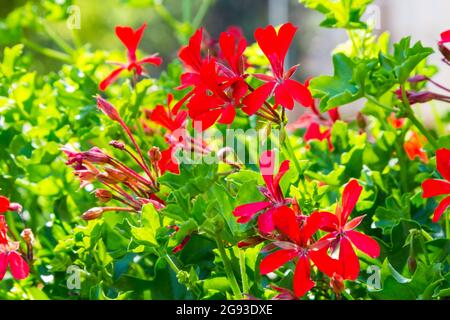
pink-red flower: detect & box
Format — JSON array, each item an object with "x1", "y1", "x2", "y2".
[
  {"x1": 404, "y1": 132, "x2": 428, "y2": 163},
  {"x1": 242, "y1": 23, "x2": 312, "y2": 115},
  {"x1": 313, "y1": 180, "x2": 380, "y2": 280},
  {"x1": 0, "y1": 215, "x2": 30, "y2": 280},
  {"x1": 99, "y1": 23, "x2": 162, "y2": 90},
  {"x1": 260, "y1": 206, "x2": 329, "y2": 298},
  {"x1": 233, "y1": 150, "x2": 290, "y2": 234},
  {"x1": 422, "y1": 148, "x2": 450, "y2": 222}
]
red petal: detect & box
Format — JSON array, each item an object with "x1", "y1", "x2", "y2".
[
  {"x1": 273, "y1": 160, "x2": 290, "y2": 192},
  {"x1": 115, "y1": 23, "x2": 146, "y2": 61},
  {"x1": 8, "y1": 251, "x2": 30, "y2": 280},
  {"x1": 99, "y1": 67, "x2": 126, "y2": 91},
  {"x1": 436, "y1": 148, "x2": 450, "y2": 181},
  {"x1": 346, "y1": 230, "x2": 380, "y2": 258},
  {"x1": 440, "y1": 30, "x2": 450, "y2": 44},
  {"x1": 218, "y1": 105, "x2": 236, "y2": 125},
  {"x1": 432, "y1": 195, "x2": 450, "y2": 223},
  {"x1": 242, "y1": 82, "x2": 275, "y2": 115},
  {"x1": 283, "y1": 79, "x2": 313, "y2": 107},
  {"x1": 259, "y1": 149, "x2": 276, "y2": 193},
  {"x1": 233, "y1": 201, "x2": 272, "y2": 223},
  {"x1": 159, "y1": 147, "x2": 180, "y2": 175},
  {"x1": 344, "y1": 215, "x2": 365, "y2": 231},
  {"x1": 138, "y1": 55, "x2": 163, "y2": 66},
  {"x1": 0, "y1": 196, "x2": 10, "y2": 213},
  {"x1": 302, "y1": 211, "x2": 329, "y2": 241},
  {"x1": 258, "y1": 208, "x2": 276, "y2": 234},
  {"x1": 276, "y1": 23, "x2": 297, "y2": 65},
  {"x1": 338, "y1": 237, "x2": 360, "y2": 280},
  {"x1": 0, "y1": 252, "x2": 7, "y2": 280},
  {"x1": 274, "y1": 83, "x2": 294, "y2": 110},
  {"x1": 273, "y1": 206, "x2": 301, "y2": 243},
  {"x1": 316, "y1": 211, "x2": 339, "y2": 232},
  {"x1": 422, "y1": 179, "x2": 450, "y2": 198},
  {"x1": 260, "y1": 249, "x2": 297, "y2": 275},
  {"x1": 341, "y1": 179, "x2": 362, "y2": 224},
  {"x1": 309, "y1": 236, "x2": 339, "y2": 277},
  {"x1": 293, "y1": 255, "x2": 315, "y2": 298}
]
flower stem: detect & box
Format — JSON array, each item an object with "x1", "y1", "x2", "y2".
[
  {"x1": 341, "y1": 290, "x2": 355, "y2": 300},
  {"x1": 215, "y1": 234, "x2": 243, "y2": 299},
  {"x1": 365, "y1": 95, "x2": 395, "y2": 113},
  {"x1": 400, "y1": 87, "x2": 439, "y2": 150},
  {"x1": 238, "y1": 249, "x2": 249, "y2": 295}
]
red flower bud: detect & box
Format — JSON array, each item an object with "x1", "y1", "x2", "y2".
[
  {"x1": 21, "y1": 228, "x2": 34, "y2": 245},
  {"x1": 104, "y1": 167, "x2": 128, "y2": 182},
  {"x1": 95, "y1": 189, "x2": 113, "y2": 203},
  {"x1": 96, "y1": 96, "x2": 123, "y2": 123},
  {"x1": 110, "y1": 140, "x2": 125, "y2": 150},
  {"x1": 149, "y1": 146, "x2": 162, "y2": 162},
  {"x1": 329, "y1": 272, "x2": 345, "y2": 296},
  {"x1": 8, "y1": 202, "x2": 23, "y2": 213},
  {"x1": 81, "y1": 207, "x2": 104, "y2": 220}
]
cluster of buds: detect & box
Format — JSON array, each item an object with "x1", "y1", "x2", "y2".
[
  {"x1": 63, "y1": 97, "x2": 167, "y2": 220},
  {"x1": 0, "y1": 196, "x2": 32, "y2": 280}
]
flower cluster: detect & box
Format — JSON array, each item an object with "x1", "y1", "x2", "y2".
[{"x1": 233, "y1": 152, "x2": 380, "y2": 298}]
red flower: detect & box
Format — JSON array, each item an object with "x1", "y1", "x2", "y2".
[
  {"x1": 260, "y1": 206, "x2": 328, "y2": 298},
  {"x1": 304, "y1": 123, "x2": 332, "y2": 150},
  {"x1": 422, "y1": 148, "x2": 450, "y2": 222},
  {"x1": 178, "y1": 28, "x2": 205, "y2": 89},
  {"x1": 0, "y1": 215, "x2": 30, "y2": 280},
  {"x1": 388, "y1": 113, "x2": 405, "y2": 129},
  {"x1": 242, "y1": 23, "x2": 312, "y2": 115},
  {"x1": 186, "y1": 60, "x2": 240, "y2": 130},
  {"x1": 404, "y1": 132, "x2": 428, "y2": 163},
  {"x1": 0, "y1": 196, "x2": 10, "y2": 214},
  {"x1": 439, "y1": 30, "x2": 450, "y2": 45},
  {"x1": 99, "y1": 23, "x2": 162, "y2": 90},
  {"x1": 233, "y1": 150, "x2": 290, "y2": 234},
  {"x1": 146, "y1": 94, "x2": 188, "y2": 132},
  {"x1": 313, "y1": 180, "x2": 380, "y2": 280},
  {"x1": 158, "y1": 146, "x2": 180, "y2": 175}
]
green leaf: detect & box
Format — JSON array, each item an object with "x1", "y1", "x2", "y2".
[
  {"x1": 130, "y1": 204, "x2": 161, "y2": 246},
  {"x1": 299, "y1": 0, "x2": 373, "y2": 29}
]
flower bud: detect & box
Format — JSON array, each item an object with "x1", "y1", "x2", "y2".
[
  {"x1": 96, "y1": 96, "x2": 122, "y2": 123},
  {"x1": 21, "y1": 228, "x2": 34, "y2": 245},
  {"x1": 439, "y1": 43, "x2": 450, "y2": 62},
  {"x1": 96, "y1": 172, "x2": 118, "y2": 185},
  {"x1": 237, "y1": 236, "x2": 265, "y2": 248},
  {"x1": 408, "y1": 75, "x2": 428, "y2": 83},
  {"x1": 104, "y1": 167, "x2": 128, "y2": 182},
  {"x1": 356, "y1": 112, "x2": 366, "y2": 130},
  {"x1": 110, "y1": 140, "x2": 125, "y2": 150},
  {"x1": 407, "y1": 256, "x2": 417, "y2": 273},
  {"x1": 83, "y1": 147, "x2": 110, "y2": 164},
  {"x1": 81, "y1": 207, "x2": 104, "y2": 220},
  {"x1": 329, "y1": 272, "x2": 345, "y2": 296},
  {"x1": 95, "y1": 189, "x2": 113, "y2": 203},
  {"x1": 7, "y1": 202, "x2": 22, "y2": 214},
  {"x1": 149, "y1": 146, "x2": 162, "y2": 162}
]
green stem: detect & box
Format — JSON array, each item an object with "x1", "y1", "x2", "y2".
[
  {"x1": 282, "y1": 127, "x2": 301, "y2": 174},
  {"x1": 182, "y1": 0, "x2": 192, "y2": 22},
  {"x1": 163, "y1": 254, "x2": 201, "y2": 297},
  {"x1": 215, "y1": 234, "x2": 242, "y2": 299},
  {"x1": 401, "y1": 87, "x2": 439, "y2": 150},
  {"x1": 22, "y1": 38, "x2": 72, "y2": 63},
  {"x1": 365, "y1": 95, "x2": 395, "y2": 113},
  {"x1": 192, "y1": 0, "x2": 213, "y2": 30},
  {"x1": 238, "y1": 250, "x2": 249, "y2": 295},
  {"x1": 417, "y1": 232, "x2": 431, "y2": 265}
]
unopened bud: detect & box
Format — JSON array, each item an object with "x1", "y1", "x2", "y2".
[
  {"x1": 104, "y1": 167, "x2": 128, "y2": 182},
  {"x1": 356, "y1": 112, "x2": 367, "y2": 130},
  {"x1": 96, "y1": 96, "x2": 122, "y2": 123},
  {"x1": 95, "y1": 189, "x2": 113, "y2": 203},
  {"x1": 237, "y1": 236, "x2": 265, "y2": 248},
  {"x1": 408, "y1": 75, "x2": 428, "y2": 83},
  {"x1": 329, "y1": 272, "x2": 345, "y2": 296},
  {"x1": 21, "y1": 228, "x2": 34, "y2": 245},
  {"x1": 407, "y1": 256, "x2": 417, "y2": 273},
  {"x1": 110, "y1": 140, "x2": 125, "y2": 150},
  {"x1": 81, "y1": 207, "x2": 104, "y2": 220},
  {"x1": 439, "y1": 43, "x2": 450, "y2": 62},
  {"x1": 149, "y1": 146, "x2": 162, "y2": 162},
  {"x1": 83, "y1": 147, "x2": 110, "y2": 164},
  {"x1": 8, "y1": 202, "x2": 23, "y2": 213}
]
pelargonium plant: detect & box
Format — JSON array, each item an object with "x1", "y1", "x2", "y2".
[{"x1": 0, "y1": 0, "x2": 449, "y2": 301}]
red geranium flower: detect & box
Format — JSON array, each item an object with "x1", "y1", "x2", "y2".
[
  {"x1": 313, "y1": 180, "x2": 380, "y2": 280},
  {"x1": 233, "y1": 150, "x2": 290, "y2": 234},
  {"x1": 178, "y1": 28, "x2": 206, "y2": 89},
  {"x1": 0, "y1": 215, "x2": 30, "y2": 280},
  {"x1": 186, "y1": 60, "x2": 240, "y2": 130},
  {"x1": 242, "y1": 23, "x2": 312, "y2": 115},
  {"x1": 404, "y1": 131, "x2": 428, "y2": 163},
  {"x1": 99, "y1": 23, "x2": 162, "y2": 90},
  {"x1": 260, "y1": 206, "x2": 329, "y2": 298},
  {"x1": 146, "y1": 94, "x2": 188, "y2": 132},
  {"x1": 422, "y1": 148, "x2": 450, "y2": 222},
  {"x1": 0, "y1": 196, "x2": 10, "y2": 214}
]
